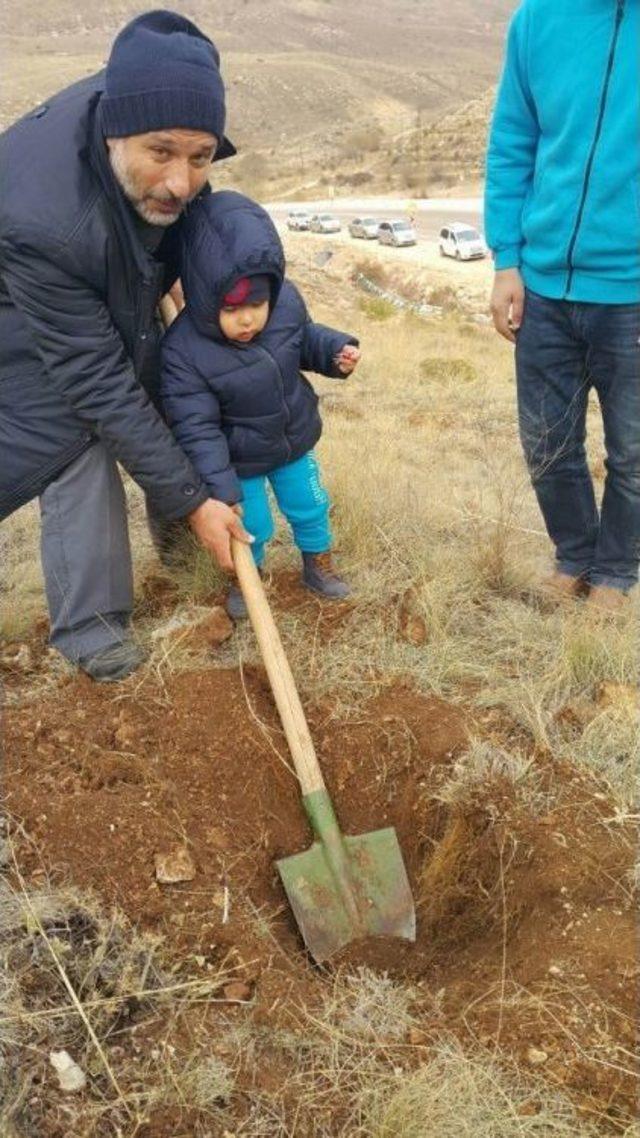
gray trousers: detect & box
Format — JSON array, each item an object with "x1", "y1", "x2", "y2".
[{"x1": 39, "y1": 442, "x2": 183, "y2": 662}]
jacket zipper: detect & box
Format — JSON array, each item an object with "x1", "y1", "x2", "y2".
[
  {"x1": 564, "y1": 0, "x2": 625, "y2": 297},
  {"x1": 135, "y1": 264, "x2": 164, "y2": 382},
  {"x1": 255, "y1": 344, "x2": 292, "y2": 460}
]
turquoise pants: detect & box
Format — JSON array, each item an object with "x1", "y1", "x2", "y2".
[{"x1": 240, "y1": 450, "x2": 332, "y2": 566}]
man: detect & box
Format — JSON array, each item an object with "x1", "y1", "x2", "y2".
[
  {"x1": 0, "y1": 10, "x2": 253, "y2": 680},
  {"x1": 485, "y1": 0, "x2": 640, "y2": 612}
]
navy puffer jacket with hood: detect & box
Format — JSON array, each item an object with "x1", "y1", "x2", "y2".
[{"x1": 160, "y1": 191, "x2": 358, "y2": 504}]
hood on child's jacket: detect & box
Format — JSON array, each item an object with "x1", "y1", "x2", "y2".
[
  {"x1": 161, "y1": 190, "x2": 358, "y2": 504},
  {"x1": 180, "y1": 191, "x2": 285, "y2": 341}
]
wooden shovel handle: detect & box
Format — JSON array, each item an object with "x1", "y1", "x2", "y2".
[
  {"x1": 158, "y1": 298, "x2": 324, "y2": 796},
  {"x1": 232, "y1": 538, "x2": 326, "y2": 796}
]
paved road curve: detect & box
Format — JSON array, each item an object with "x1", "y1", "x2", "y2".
[{"x1": 266, "y1": 197, "x2": 484, "y2": 244}]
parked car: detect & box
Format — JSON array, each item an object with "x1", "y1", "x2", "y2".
[
  {"x1": 286, "y1": 210, "x2": 311, "y2": 231},
  {"x1": 438, "y1": 223, "x2": 487, "y2": 261},
  {"x1": 377, "y1": 219, "x2": 417, "y2": 247},
  {"x1": 349, "y1": 216, "x2": 380, "y2": 240},
  {"x1": 309, "y1": 213, "x2": 341, "y2": 234}
]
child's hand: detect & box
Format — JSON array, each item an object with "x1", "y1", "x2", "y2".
[{"x1": 334, "y1": 345, "x2": 361, "y2": 375}]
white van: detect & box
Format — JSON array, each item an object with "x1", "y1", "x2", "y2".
[{"x1": 439, "y1": 223, "x2": 487, "y2": 261}]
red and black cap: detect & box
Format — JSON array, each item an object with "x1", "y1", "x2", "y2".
[{"x1": 221, "y1": 274, "x2": 271, "y2": 308}]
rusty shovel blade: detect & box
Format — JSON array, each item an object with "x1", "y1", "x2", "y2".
[{"x1": 277, "y1": 790, "x2": 416, "y2": 963}]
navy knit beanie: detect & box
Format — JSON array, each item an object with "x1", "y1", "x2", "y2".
[{"x1": 99, "y1": 10, "x2": 235, "y2": 158}]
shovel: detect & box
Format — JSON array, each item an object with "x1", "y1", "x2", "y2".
[{"x1": 232, "y1": 538, "x2": 416, "y2": 963}]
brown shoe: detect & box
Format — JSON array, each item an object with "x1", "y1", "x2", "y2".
[
  {"x1": 302, "y1": 552, "x2": 350, "y2": 599},
  {"x1": 585, "y1": 585, "x2": 629, "y2": 616},
  {"x1": 539, "y1": 571, "x2": 589, "y2": 604}
]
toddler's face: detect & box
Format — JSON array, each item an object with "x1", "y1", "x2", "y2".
[{"x1": 219, "y1": 300, "x2": 269, "y2": 343}]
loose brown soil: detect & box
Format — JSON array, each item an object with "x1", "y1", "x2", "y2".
[{"x1": 2, "y1": 597, "x2": 638, "y2": 1136}]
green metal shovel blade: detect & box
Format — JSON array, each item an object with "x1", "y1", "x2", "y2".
[{"x1": 277, "y1": 791, "x2": 416, "y2": 962}]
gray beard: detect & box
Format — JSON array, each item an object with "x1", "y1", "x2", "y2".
[{"x1": 108, "y1": 145, "x2": 182, "y2": 228}]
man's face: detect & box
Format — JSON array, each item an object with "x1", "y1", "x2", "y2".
[{"x1": 106, "y1": 129, "x2": 217, "y2": 226}]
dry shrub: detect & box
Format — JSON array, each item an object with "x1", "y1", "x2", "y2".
[
  {"x1": 419, "y1": 357, "x2": 477, "y2": 384},
  {"x1": 417, "y1": 741, "x2": 548, "y2": 930},
  {"x1": 323, "y1": 967, "x2": 418, "y2": 1042},
  {"x1": 352, "y1": 257, "x2": 390, "y2": 288},
  {"x1": 359, "y1": 1041, "x2": 598, "y2": 1138},
  {"x1": 417, "y1": 810, "x2": 472, "y2": 922},
  {"x1": 426, "y1": 284, "x2": 460, "y2": 311},
  {"x1": 358, "y1": 296, "x2": 397, "y2": 321},
  {"x1": 164, "y1": 1053, "x2": 235, "y2": 1109}
]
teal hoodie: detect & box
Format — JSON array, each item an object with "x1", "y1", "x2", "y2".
[{"x1": 485, "y1": 0, "x2": 640, "y2": 303}]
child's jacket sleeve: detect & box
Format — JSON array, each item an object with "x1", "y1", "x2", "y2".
[
  {"x1": 161, "y1": 339, "x2": 242, "y2": 505},
  {"x1": 300, "y1": 312, "x2": 359, "y2": 379},
  {"x1": 485, "y1": 3, "x2": 540, "y2": 270}
]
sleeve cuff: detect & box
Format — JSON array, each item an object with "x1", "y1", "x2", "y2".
[
  {"x1": 493, "y1": 246, "x2": 522, "y2": 270},
  {"x1": 205, "y1": 472, "x2": 243, "y2": 505}
]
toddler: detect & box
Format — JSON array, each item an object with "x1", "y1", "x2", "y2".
[{"x1": 161, "y1": 191, "x2": 360, "y2": 618}]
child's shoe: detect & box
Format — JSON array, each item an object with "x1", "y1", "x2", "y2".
[
  {"x1": 302, "y1": 552, "x2": 350, "y2": 600},
  {"x1": 226, "y1": 585, "x2": 248, "y2": 620},
  {"x1": 225, "y1": 568, "x2": 263, "y2": 621}
]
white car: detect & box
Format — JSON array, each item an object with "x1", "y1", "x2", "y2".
[
  {"x1": 286, "y1": 210, "x2": 311, "y2": 231},
  {"x1": 439, "y1": 223, "x2": 487, "y2": 261},
  {"x1": 377, "y1": 219, "x2": 417, "y2": 247},
  {"x1": 309, "y1": 213, "x2": 341, "y2": 234},
  {"x1": 349, "y1": 216, "x2": 380, "y2": 240}
]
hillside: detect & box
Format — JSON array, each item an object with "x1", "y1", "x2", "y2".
[
  {"x1": 258, "y1": 87, "x2": 498, "y2": 201},
  {"x1": 2, "y1": 0, "x2": 514, "y2": 193}
]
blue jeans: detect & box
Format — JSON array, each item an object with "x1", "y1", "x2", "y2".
[
  {"x1": 240, "y1": 450, "x2": 332, "y2": 566},
  {"x1": 516, "y1": 290, "x2": 640, "y2": 591}
]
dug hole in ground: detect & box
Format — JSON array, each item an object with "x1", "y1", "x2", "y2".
[{"x1": 1, "y1": 239, "x2": 638, "y2": 1138}]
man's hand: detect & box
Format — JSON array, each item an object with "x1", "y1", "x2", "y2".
[
  {"x1": 187, "y1": 498, "x2": 253, "y2": 572},
  {"x1": 334, "y1": 345, "x2": 361, "y2": 375},
  {"x1": 490, "y1": 268, "x2": 525, "y2": 343}
]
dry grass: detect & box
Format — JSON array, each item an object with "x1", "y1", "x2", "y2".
[
  {"x1": 294, "y1": 311, "x2": 637, "y2": 805},
  {"x1": 0, "y1": 500, "x2": 44, "y2": 637},
  {"x1": 357, "y1": 1040, "x2": 599, "y2": 1138},
  {"x1": 1, "y1": 283, "x2": 637, "y2": 1136},
  {"x1": 166, "y1": 975, "x2": 601, "y2": 1138},
  {"x1": 358, "y1": 295, "x2": 398, "y2": 321},
  {"x1": 0, "y1": 847, "x2": 251, "y2": 1137},
  {"x1": 2, "y1": 307, "x2": 636, "y2": 802},
  {"x1": 0, "y1": 833, "x2": 631, "y2": 1136},
  {"x1": 322, "y1": 966, "x2": 418, "y2": 1041}
]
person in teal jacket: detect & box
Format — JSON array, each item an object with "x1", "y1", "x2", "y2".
[{"x1": 485, "y1": 0, "x2": 640, "y2": 611}]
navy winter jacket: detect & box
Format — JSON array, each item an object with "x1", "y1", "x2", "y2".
[
  {"x1": 161, "y1": 192, "x2": 358, "y2": 504},
  {"x1": 0, "y1": 74, "x2": 218, "y2": 521}
]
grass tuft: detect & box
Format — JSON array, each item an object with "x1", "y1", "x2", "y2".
[{"x1": 359, "y1": 1040, "x2": 598, "y2": 1138}]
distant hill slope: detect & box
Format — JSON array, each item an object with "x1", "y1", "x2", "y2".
[
  {"x1": 386, "y1": 87, "x2": 498, "y2": 196},
  {"x1": 2, "y1": 0, "x2": 512, "y2": 194}
]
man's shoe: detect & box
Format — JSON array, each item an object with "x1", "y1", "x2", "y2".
[
  {"x1": 302, "y1": 552, "x2": 350, "y2": 600},
  {"x1": 539, "y1": 571, "x2": 589, "y2": 604},
  {"x1": 585, "y1": 585, "x2": 629, "y2": 616},
  {"x1": 79, "y1": 638, "x2": 146, "y2": 683}
]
